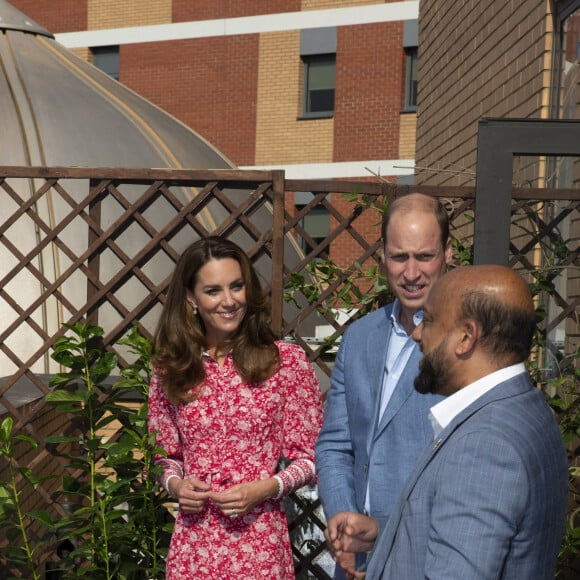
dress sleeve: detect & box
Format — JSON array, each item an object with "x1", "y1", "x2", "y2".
[
  {"x1": 274, "y1": 343, "x2": 324, "y2": 498},
  {"x1": 147, "y1": 372, "x2": 184, "y2": 491}
]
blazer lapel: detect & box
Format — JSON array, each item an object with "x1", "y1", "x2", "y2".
[
  {"x1": 366, "y1": 434, "x2": 437, "y2": 576},
  {"x1": 367, "y1": 376, "x2": 532, "y2": 577},
  {"x1": 365, "y1": 307, "x2": 394, "y2": 455},
  {"x1": 372, "y1": 345, "x2": 422, "y2": 442}
]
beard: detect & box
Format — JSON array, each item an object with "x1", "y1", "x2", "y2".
[{"x1": 414, "y1": 339, "x2": 451, "y2": 395}]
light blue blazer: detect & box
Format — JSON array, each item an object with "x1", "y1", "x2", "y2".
[
  {"x1": 366, "y1": 372, "x2": 568, "y2": 580},
  {"x1": 315, "y1": 304, "x2": 442, "y2": 531}
]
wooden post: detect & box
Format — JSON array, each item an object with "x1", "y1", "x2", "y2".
[{"x1": 270, "y1": 170, "x2": 285, "y2": 337}]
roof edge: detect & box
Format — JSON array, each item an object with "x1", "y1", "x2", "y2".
[{"x1": 0, "y1": 1, "x2": 54, "y2": 39}]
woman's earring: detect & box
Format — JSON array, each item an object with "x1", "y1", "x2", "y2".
[{"x1": 188, "y1": 301, "x2": 197, "y2": 315}]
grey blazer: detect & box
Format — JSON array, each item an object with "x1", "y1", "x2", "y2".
[
  {"x1": 366, "y1": 372, "x2": 568, "y2": 580},
  {"x1": 316, "y1": 304, "x2": 442, "y2": 530}
]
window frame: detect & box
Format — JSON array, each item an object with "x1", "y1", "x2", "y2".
[
  {"x1": 403, "y1": 47, "x2": 418, "y2": 112},
  {"x1": 300, "y1": 53, "x2": 336, "y2": 119},
  {"x1": 91, "y1": 45, "x2": 120, "y2": 80}
]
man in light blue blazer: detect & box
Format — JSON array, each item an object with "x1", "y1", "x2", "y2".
[
  {"x1": 325, "y1": 265, "x2": 569, "y2": 580},
  {"x1": 316, "y1": 193, "x2": 451, "y2": 578}
]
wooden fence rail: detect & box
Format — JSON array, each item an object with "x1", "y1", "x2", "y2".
[{"x1": 0, "y1": 167, "x2": 578, "y2": 578}]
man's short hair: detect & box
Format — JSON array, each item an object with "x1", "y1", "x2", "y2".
[
  {"x1": 381, "y1": 194, "x2": 450, "y2": 249},
  {"x1": 458, "y1": 290, "x2": 537, "y2": 363}
]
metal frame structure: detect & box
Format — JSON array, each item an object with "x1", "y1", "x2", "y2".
[{"x1": 474, "y1": 118, "x2": 580, "y2": 264}]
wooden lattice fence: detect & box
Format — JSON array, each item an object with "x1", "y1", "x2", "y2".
[{"x1": 0, "y1": 167, "x2": 578, "y2": 578}]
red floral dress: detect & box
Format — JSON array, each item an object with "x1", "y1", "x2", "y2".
[{"x1": 148, "y1": 341, "x2": 324, "y2": 579}]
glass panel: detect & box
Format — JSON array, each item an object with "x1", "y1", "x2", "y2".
[
  {"x1": 296, "y1": 205, "x2": 330, "y2": 255},
  {"x1": 308, "y1": 59, "x2": 335, "y2": 89},
  {"x1": 305, "y1": 55, "x2": 335, "y2": 113},
  {"x1": 92, "y1": 46, "x2": 120, "y2": 80},
  {"x1": 303, "y1": 207, "x2": 330, "y2": 238},
  {"x1": 551, "y1": 6, "x2": 580, "y2": 365},
  {"x1": 406, "y1": 49, "x2": 418, "y2": 108},
  {"x1": 557, "y1": 8, "x2": 580, "y2": 119},
  {"x1": 309, "y1": 89, "x2": 334, "y2": 112}
]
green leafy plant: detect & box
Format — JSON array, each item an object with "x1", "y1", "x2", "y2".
[
  {"x1": 41, "y1": 322, "x2": 171, "y2": 579},
  {"x1": 284, "y1": 259, "x2": 389, "y2": 318},
  {"x1": 0, "y1": 416, "x2": 54, "y2": 580},
  {"x1": 542, "y1": 351, "x2": 580, "y2": 578}
]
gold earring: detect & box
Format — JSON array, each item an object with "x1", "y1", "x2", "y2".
[{"x1": 188, "y1": 301, "x2": 197, "y2": 315}]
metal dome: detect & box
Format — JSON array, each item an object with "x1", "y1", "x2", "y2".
[
  {"x1": 0, "y1": 1, "x2": 316, "y2": 388},
  {"x1": 0, "y1": 0, "x2": 234, "y2": 170}
]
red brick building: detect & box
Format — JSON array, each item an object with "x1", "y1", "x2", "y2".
[
  {"x1": 9, "y1": 0, "x2": 419, "y2": 183},
  {"x1": 7, "y1": 0, "x2": 420, "y2": 269}
]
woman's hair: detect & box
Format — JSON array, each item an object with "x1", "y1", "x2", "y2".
[{"x1": 152, "y1": 236, "x2": 280, "y2": 403}]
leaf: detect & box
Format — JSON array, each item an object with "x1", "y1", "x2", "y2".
[
  {"x1": 20, "y1": 467, "x2": 42, "y2": 488},
  {"x1": 44, "y1": 435, "x2": 82, "y2": 444},
  {"x1": 45, "y1": 390, "x2": 88, "y2": 404},
  {"x1": 0, "y1": 416, "x2": 14, "y2": 441},
  {"x1": 28, "y1": 510, "x2": 54, "y2": 528},
  {"x1": 49, "y1": 373, "x2": 82, "y2": 387},
  {"x1": 50, "y1": 350, "x2": 81, "y2": 367},
  {"x1": 14, "y1": 434, "x2": 38, "y2": 448}
]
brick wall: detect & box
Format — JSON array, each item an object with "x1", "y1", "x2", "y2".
[
  {"x1": 255, "y1": 31, "x2": 334, "y2": 165},
  {"x1": 334, "y1": 21, "x2": 405, "y2": 164},
  {"x1": 415, "y1": 0, "x2": 551, "y2": 186},
  {"x1": 8, "y1": 0, "x2": 87, "y2": 33},
  {"x1": 121, "y1": 35, "x2": 260, "y2": 165},
  {"x1": 172, "y1": 0, "x2": 300, "y2": 21},
  {"x1": 7, "y1": 0, "x2": 409, "y2": 172},
  {"x1": 87, "y1": 0, "x2": 171, "y2": 29},
  {"x1": 398, "y1": 111, "x2": 416, "y2": 158}
]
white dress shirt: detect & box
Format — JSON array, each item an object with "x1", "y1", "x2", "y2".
[{"x1": 429, "y1": 362, "x2": 527, "y2": 440}]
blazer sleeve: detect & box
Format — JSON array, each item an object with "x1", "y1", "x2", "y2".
[
  {"x1": 424, "y1": 429, "x2": 528, "y2": 579},
  {"x1": 315, "y1": 332, "x2": 359, "y2": 520}
]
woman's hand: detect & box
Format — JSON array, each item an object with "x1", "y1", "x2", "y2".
[
  {"x1": 209, "y1": 478, "x2": 279, "y2": 518},
  {"x1": 168, "y1": 476, "x2": 211, "y2": 514}
]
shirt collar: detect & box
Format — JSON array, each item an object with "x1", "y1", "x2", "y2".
[
  {"x1": 429, "y1": 362, "x2": 527, "y2": 438},
  {"x1": 390, "y1": 299, "x2": 423, "y2": 336}
]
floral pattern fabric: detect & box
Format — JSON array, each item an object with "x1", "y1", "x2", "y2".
[{"x1": 148, "y1": 341, "x2": 324, "y2": 579}]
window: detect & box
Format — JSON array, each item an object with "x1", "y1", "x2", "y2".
[
  {"x1": 297, "y1": 204, "x2": 330, "y2": 256},
  {"x1": 295, "y1": 192, "x2": 331, "y2": 256},
  {"x1": 403, "y1": 20, "x2": 418, "y2": 111},
  {"x1": 303, "y1": 54, "x2": 336, "y2": 116},
  {"x1": 404, "y1": 48, "x2": 418, "y2": 110},
  {"x1": 92, "y1": 46, "x2": 120, "y2": 80},
  {"x1": 553, "y1": 2, "x2": 580, "y2": 119},
  {"x1": 300, "y1": 27, "x2": 336, "y2": 118}
]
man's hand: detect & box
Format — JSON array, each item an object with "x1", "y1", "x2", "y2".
[
  {"x1": 335, "y1": 551, "x2": 366, "y2": 580},
  {"x1": 325, "y1": 511, "x2": 378, "y2": 556}
]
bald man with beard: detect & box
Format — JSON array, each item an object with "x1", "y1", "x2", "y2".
[
  {"x1": 325, "y1": 265, "x2": 568, "y2": 580},
  {"x1": 316, "y1": 193, "x2": 450, "y2": 578}
]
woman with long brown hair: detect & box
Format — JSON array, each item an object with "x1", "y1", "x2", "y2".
[{"x1": 148, "y1": 236, "x2": 323, "y2": 579}]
